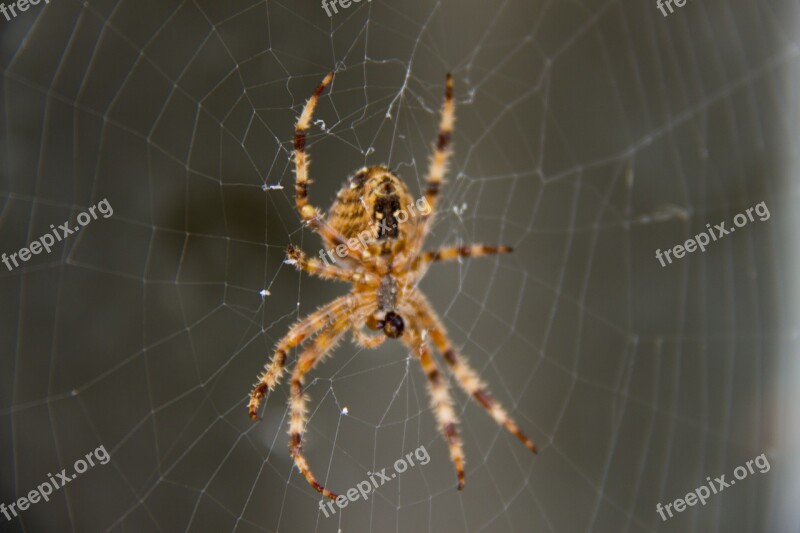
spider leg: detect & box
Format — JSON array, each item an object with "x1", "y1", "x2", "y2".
[
  {"x1": 285, "y1": 245, "x2": 376, "y2": 285},
  {"x1": 402, "y1": 324, "x2": 466, "y2": 490},
  {"x1": 423, "y1": 73, "x2": 454, "y2": 218},
  {"x1": 410, "y1": 293, "x2": 537, "y2": 454},
  {"x1": 248, "y1": 295, "x2": 355, "y2": 420},
  {"x1": 350, "y1": 324, "x2": 387, "y2": 349},
  {"x1": 404, "y1": 74, "x2": 454, "y2": 266},
  {"x1": 294, "y1": 71, "x2": 364, "y2": 261},
  {"x1": 288, "y1": 313, "x2": 352, "y2": 500},
  {"x1": 412, "y1": 244, "x2": 513, "y2": 271}
]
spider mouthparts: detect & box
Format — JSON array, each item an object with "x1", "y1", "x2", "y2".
[{"x1": 381, "y1": 311, "x2": 405, "y2": 338}]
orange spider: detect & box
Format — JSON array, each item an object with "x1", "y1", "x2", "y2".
[{"x1": 248, "y1": 71, "x2": 537, "y2": 499}]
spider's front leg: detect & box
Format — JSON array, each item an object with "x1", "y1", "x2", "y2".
[
  {"x1": 402, "y1": 325, "x2": 467, "y2": 490},
  {"x1": 248, "y1": 295, "x2": 353, "y2": 420},
  {"x1": 350, "y1": 324, "x2": 387, "y2": 349},
  {"x1": 410, "y1": 292, "x2": 537, "y2": 454},
  {"x1": 287, "y1": 312, "x2": 357, "y2": 500}
]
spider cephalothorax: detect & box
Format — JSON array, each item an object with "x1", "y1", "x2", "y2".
[{"x1": 248, "y1": 71, "x2": 537, "y2": 500}]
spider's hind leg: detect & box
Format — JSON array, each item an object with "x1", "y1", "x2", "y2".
[
  {"x1": 293, "y1": 71, "x2": 365, "y2": 262},
  {"x1": 423, "y1": 73, "x2": 454, "y2": 218},
  {"x1": 405, "y1": 74, "x2": 455, "y2": 266}
]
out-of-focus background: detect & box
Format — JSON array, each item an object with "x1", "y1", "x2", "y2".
[{"x1": 1, "y1": 0, "x2": 799, "y2": 531}]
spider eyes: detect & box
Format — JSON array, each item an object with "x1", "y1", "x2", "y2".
[{"x1": 380, "y1": 311, "x2": 405, "y2": 338}]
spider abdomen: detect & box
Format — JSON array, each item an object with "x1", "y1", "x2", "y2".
[{"x1": 326, "y1": 166, "x2": 416, "y2": 258}]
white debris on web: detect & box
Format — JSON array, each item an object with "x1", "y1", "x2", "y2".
[
  {"x1": 262, "y1": 183, "x2": 284, "y2": 191},
  {"x1": 635, "y1": 204, "x2": 691, "y2": 224},
  {"x1": 259, "y1": 289, "x2": 271, "y2": 297},
  {"x1": 341, "y1": 407, "x2": 349, "y2": 415},
  {"x1": 452, "y1": 202, "x2": 468, "y2": 216}
]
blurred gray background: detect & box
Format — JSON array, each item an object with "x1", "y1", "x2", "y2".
[{"x1": 1, "y1": 0, "x2": 799, "y2": 531}]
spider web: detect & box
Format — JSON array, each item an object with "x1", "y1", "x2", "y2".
[{"x1": 1, "y1": 0, "x2": 799, "y2": 531}]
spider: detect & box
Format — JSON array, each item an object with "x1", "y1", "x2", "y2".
[{"x1": 248, "y1": 71, "x2": 537, "y2": 499}]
